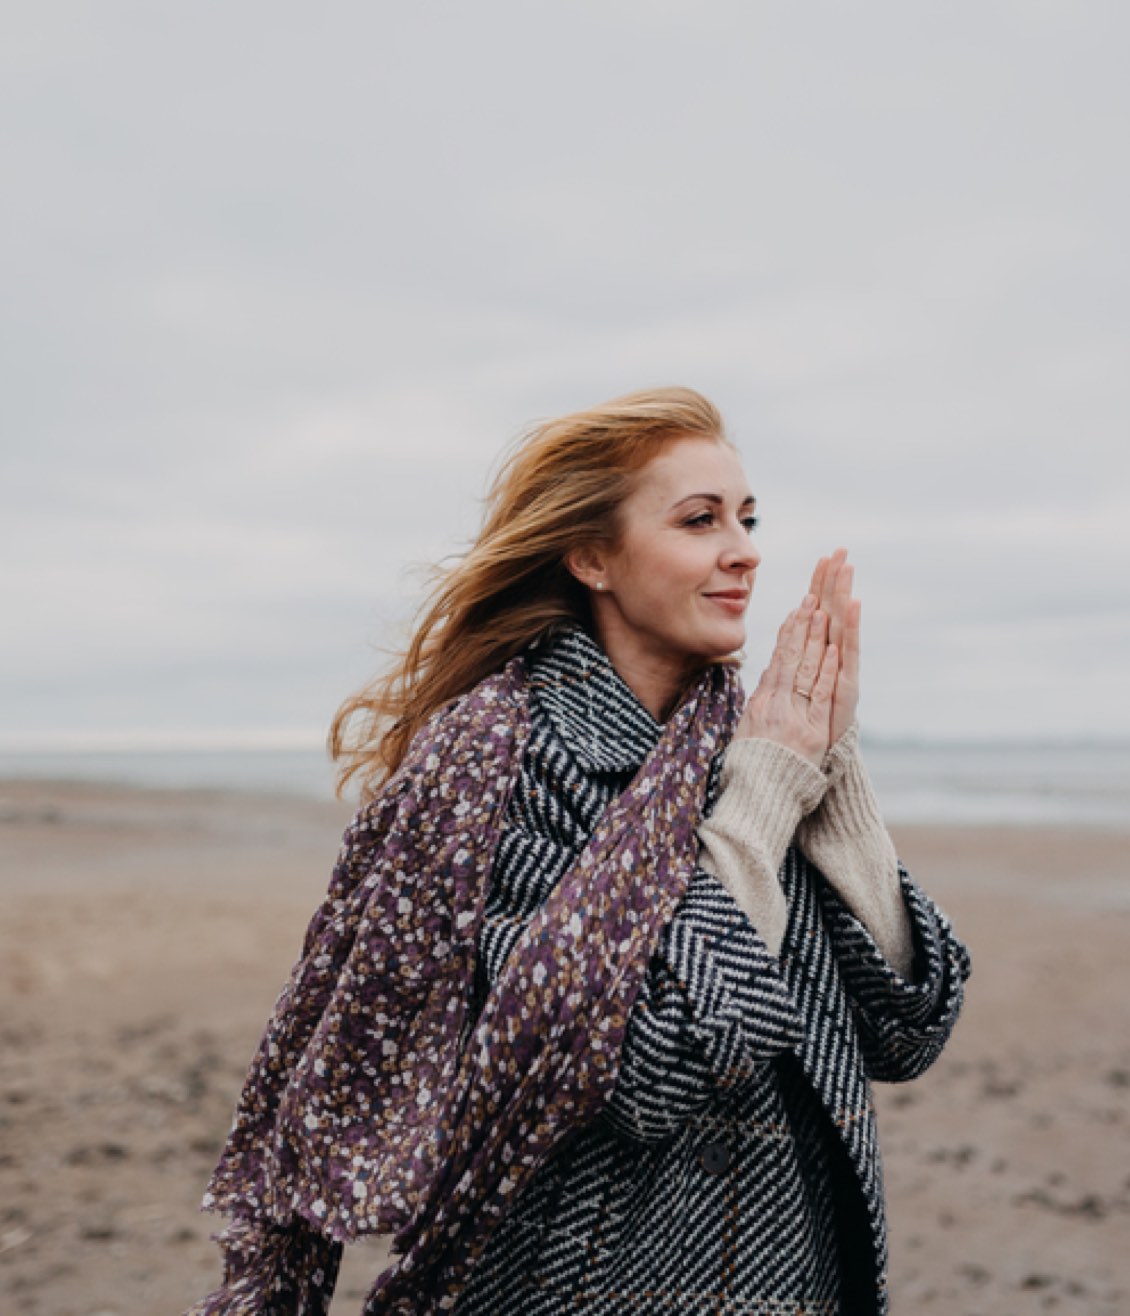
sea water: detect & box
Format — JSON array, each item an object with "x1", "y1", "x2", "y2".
[{"x1": 2, "y1": 740, "x2": 1129, "y2": 829}]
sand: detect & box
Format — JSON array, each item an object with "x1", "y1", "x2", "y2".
[{"x1": 1, "y1": 778, "x2": 1127, "y2": 1315}]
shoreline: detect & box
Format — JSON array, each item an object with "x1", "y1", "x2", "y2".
[
  {"x1": 7, "y1": 732, "x2": 1130, "y2": 833},
  {"x1": 2, "y1": 780, "x2": 1128, "y2": 1313}
]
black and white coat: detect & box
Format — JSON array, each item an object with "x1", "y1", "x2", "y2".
[{"x1": 454, "y1": 628, "x2": 971, "y2": 1316}]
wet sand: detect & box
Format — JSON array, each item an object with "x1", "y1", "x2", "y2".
[{"x1": 1, "y1": 779, "x2": 1127, "y2": 1314}]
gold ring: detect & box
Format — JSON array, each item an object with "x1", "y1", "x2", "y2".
[{"x1": 794, "y1": 686, "x2": 813, "y2": 700}]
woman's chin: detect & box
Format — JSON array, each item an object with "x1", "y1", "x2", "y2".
[
  {"x1": 691, "y1": 624, "x2": 746, "y2": 663},
  {"x1": 710, "y1": 621, "x2": 747, "y2": 655}
]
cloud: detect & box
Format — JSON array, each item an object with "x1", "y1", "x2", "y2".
[{"x1": 3, "y1": 1, "x2": 1128, "y2": 745}]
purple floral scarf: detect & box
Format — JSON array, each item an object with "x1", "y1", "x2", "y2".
[{"x1": 191, "y1": 652, "x2": 742, "y2": 1314}]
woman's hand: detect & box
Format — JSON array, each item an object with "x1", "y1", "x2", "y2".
[
  {"x1": 808, "y1": 548, "x2": 861, "y2": 745},
  {"x1": 734, "y1": 594, "x2": 839, "y2": 767}
]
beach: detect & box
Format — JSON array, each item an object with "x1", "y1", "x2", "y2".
[{"x1": 1, "y1": 779, "x2": 1127, "y2": 1314}]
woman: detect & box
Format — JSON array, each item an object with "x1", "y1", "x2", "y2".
[{"x1": 190, "y1": 388, "x2": 970, "y2": 1316}]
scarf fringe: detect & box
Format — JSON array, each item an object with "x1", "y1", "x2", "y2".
[{"x1": 185, "y1": 1216, "x2": 343, "y2": 1316}]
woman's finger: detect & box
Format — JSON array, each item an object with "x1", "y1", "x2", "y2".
[
  {"x1": 767, "y1": 597, "x2": 814, "y2": 694},
  {"x1": 820, "y1": 549, "x2": 849, "y2": 650},
  {"x1": 760, "y1": 607, "x2": 797, "y2": 693},
  {"x1": 828, "y1": 596, "x2": 861, "y2": 744},
  {"x1": 808, "y1": 556, "x2": 829, "y2": 605},
  {"x1": 830, "y1": 561, "x2": 854, "y2": 652},
  {"x1": 792, "y1": 608, "x2": 827, "y2": 699},
  {"x1": 841, "y1": 597, "x2": 861, "y2": 689},
  {"x1": 808, "y1": 642, "x2": 839, "y2": 713}
]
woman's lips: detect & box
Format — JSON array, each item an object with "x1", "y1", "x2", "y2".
[{"x1": 704, "y1": 592, "x2": 749, "y2": 616}]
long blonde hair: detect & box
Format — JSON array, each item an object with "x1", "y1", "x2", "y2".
[{"x1": 329, "y1": 386, "x2": 730, "y2": 798}]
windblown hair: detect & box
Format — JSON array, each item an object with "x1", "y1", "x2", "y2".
[{"x1": 329, "y1": 386, "x2": 730, "y2": 798}]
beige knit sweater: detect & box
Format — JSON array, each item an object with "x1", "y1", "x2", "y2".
[{"x1": 696, "y1": 723, "x2": 915, "y2": 979}]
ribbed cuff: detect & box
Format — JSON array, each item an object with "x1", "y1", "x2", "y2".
[
  {"x1": 798, "y1": 735, "x2": 913, "y2": 978},
  {"x1": 697, "y1": 738, "x2": 828, "y2": 956},
  {"x1": 813, "y1": 725, "x2": 888, "y2": 840},
  {"x1": 715, "y1": 737, "x2": 829, "y2": 859},
  {"x1": 821, "y1": 720, "x2": 860, "y2": 789}
]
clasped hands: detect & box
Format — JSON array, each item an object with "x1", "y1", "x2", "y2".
[{"x1": 735, "y1": 548, "x2": 860, "y2": 769}]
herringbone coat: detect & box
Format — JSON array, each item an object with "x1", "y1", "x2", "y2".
[{"x1": 454, "y1": 629, "x2": 971, "y2": 1315}]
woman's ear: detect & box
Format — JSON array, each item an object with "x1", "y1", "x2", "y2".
[{"x1": 564, "y1": 545, "x2": 607, "y2": 592}]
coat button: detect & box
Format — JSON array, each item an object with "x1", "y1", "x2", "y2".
[{"x1": 699, "y1": 1141, "x2": 732, "y2": 1176}]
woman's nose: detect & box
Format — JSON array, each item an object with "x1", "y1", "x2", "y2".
[{"x1": 721, "y1": 527, "x2": 761, "y2": 572}]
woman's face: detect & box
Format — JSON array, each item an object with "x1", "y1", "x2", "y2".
[{"x1": 580, "y1": 435, "x2": 760, "y2": 684}]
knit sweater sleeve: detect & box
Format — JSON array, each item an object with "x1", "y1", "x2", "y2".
[
  {"x1": 797, "y1": 726, "x2": 973, "y2": 1082},
  {"x1": 599, "y1": 740, "x2": 823, "y2": 1144},
  {"x1": 695, "y1": 737, "x2": 826, "y2": 954},
  {"x1": 795, "y1": 723, "x2": 915, "y2": 978},
  {"x1": 604, "y1": 730, "x2": 970, "y2": 1141}
]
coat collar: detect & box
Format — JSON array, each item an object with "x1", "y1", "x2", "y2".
[{"x1": 526, "y1": 625, "x2": 663, "y2": 774}]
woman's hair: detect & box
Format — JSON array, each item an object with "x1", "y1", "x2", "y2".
[{"x1": 329, "y1": 386, "x2": 730, "y2": 797}]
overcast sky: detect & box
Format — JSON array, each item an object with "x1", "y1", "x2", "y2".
[{"x1": 2, "y1": 1, "x2": 1127, "y2": 750}]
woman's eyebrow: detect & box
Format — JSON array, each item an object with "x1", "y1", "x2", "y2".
[{"x1": 669, "y1": 492, "x2": 758, "y2": 511}]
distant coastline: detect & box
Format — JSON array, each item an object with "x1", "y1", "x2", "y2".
[{"x1": 3, "y1": 739, "x2": 1130, "y2": 828}]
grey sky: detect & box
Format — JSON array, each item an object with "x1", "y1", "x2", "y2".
[{"x1": 3, "y1": 1, "x2": 1127, "y2": 748}]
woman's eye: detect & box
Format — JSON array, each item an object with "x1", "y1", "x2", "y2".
[{"x1": 683, "y1": 511, "x2": 759, "y2": 531}]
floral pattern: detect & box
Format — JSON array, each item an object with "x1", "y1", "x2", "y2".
[{"x1": 189, "y1": 654, "x2": 742, "y2": 1315}]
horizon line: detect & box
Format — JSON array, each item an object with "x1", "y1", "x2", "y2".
[{"x1": 2, "y1": 731, "x2": 1130, "y2": 754}]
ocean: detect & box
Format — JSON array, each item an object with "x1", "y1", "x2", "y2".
[{"x1": 2, "y1": 740, "x2": 1129, "y2": 829}]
